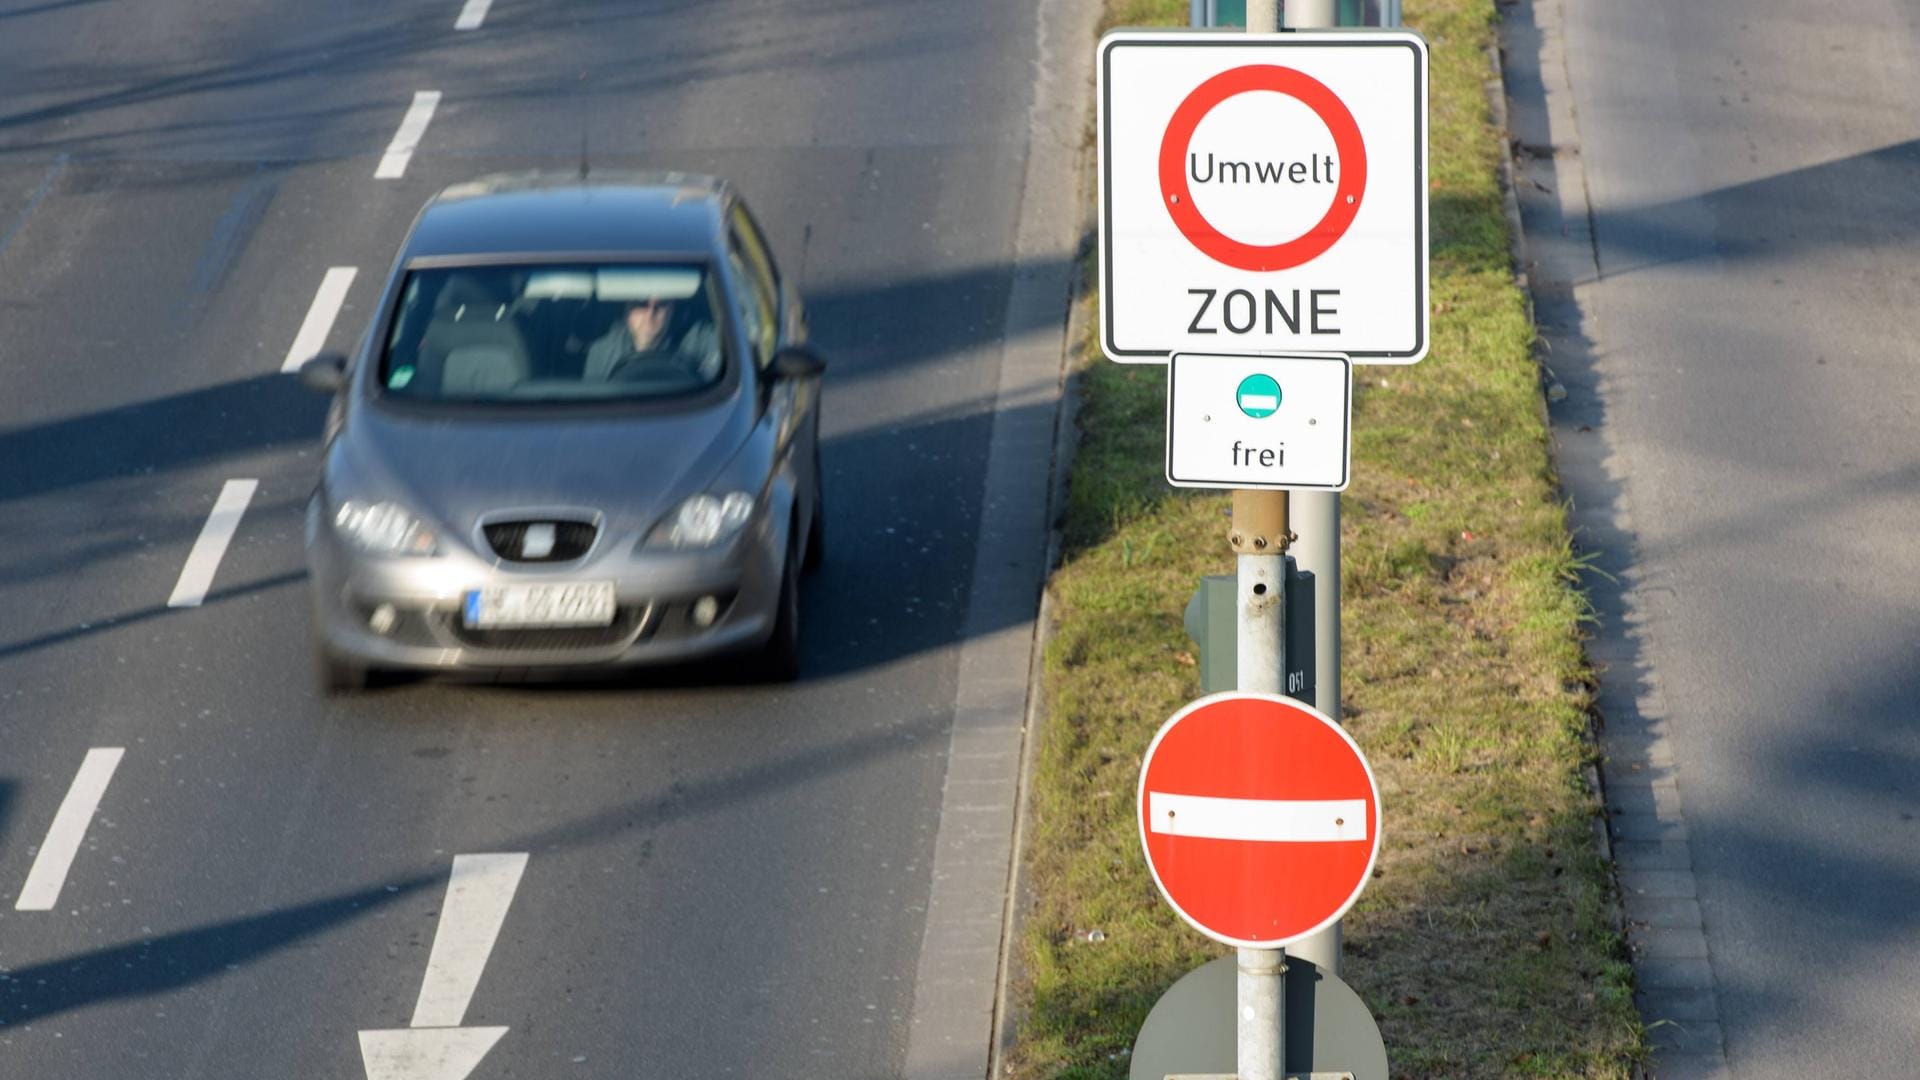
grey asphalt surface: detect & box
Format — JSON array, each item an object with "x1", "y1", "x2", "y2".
[
  {"x1": 0, "y1": 0, "x2": 1086, "y2": 1075},
  {"x1": 1509, "y1": 0, "x2": 1920, "y2": 1075}
]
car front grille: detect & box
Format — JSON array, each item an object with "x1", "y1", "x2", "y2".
[
  {"x1": 435, "y1": 605, "x2": 648, "y2": 653},
  {"x1": 483, "y1": 519, "x2": 598, "y2": 562}
]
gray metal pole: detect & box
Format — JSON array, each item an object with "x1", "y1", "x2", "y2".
[
  {"x1": 1281, "y1": 0, "x2": 1347, "y2": 989},
  {"x1": 1285, "y1": 495, "x2": 1342, "y2": 976}
]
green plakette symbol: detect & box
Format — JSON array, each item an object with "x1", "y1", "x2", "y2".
[{"x1": 1235, "y1": 373, "x2": 1282, "y2": 419}]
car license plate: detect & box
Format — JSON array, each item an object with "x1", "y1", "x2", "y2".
[{"x1": 463, "y1": 582, "x2": 617, "y2": 629}]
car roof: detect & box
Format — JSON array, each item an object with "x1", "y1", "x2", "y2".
[{"x1": 402, "y1": 172, "x2": 730, "y2": 261}]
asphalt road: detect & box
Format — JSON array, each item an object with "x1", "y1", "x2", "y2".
[
  {"x1": 1509, "y1": 0, "x2": 1920, "y2": 1075},
  {"x1": 0, "y1": 1, "x2": 1092, "y2": 1076}
]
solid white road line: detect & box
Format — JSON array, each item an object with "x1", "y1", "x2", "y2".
[
  {"x1": 16, "y1": 748, "x2": 125, "y2": 911},
  {"x1": 453, "y1": 0, "x2": 492, "y2": 30},
  {"x1": 1147, "y1": 793, "x2": 1369, "y2": 843},
  {"x1": 376, "y1": 91, "x2": 442, "y2": 179},
  {"x1": 410, "y1": 853, "x2": 527, "y2": 1029},
  {"x1": 167, "y1": 479, "x2": 258, "y2": 608},
  {"x1": 281, "y1": 266, "x2": 358, "y2": 372}
]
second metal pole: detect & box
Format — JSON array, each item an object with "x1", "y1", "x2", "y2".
[{"x1": 1283, "y1": 0, "x2": 1347, "y2": 987}]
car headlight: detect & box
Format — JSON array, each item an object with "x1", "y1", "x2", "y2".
[
  {"x1": 650, "y1": 492, "x2": 755, "y2": 549},
  {"x1": 333, "y1": 499, "x2": 439, "y2": 556}
]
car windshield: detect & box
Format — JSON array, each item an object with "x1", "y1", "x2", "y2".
[{"x1": 378, "y1": 262, "x2": 725, "y2": 404}]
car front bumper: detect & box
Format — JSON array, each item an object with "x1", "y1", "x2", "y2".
[{"x1": 305, "y1": 500, "x2": 786, "y2": 672}]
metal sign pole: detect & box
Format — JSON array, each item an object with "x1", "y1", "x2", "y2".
[{"x1": 1280, "y1": 0, "x2": 1346, "y2": 989}]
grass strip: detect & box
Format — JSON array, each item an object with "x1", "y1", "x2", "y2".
[{"x1": 1007, "y1": 0, "x2": 1645, "y2": 1075}]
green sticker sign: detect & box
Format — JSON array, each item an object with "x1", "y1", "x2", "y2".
[{"x1": 1236, "y1": 373, "x2": 1282, "y2": 418}]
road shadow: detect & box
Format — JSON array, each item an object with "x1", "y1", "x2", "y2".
[
  {"x1": 1502, "y1": 0, "x2": 1920, "y2": 1067},
  {"x1": 0, "y1": 704, "x2": 949, "y2": 1026},
  {"x1": 0, "y1": 373, "x2": 322, "y2": 505},
  {"x1": 0, "y1": 0, "x2": 985, "y2": 164},
  {"x1": 0, "y1": 0, "x2": 104, "y2": 21}
]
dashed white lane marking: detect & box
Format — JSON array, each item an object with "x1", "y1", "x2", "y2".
[
  {"x1": 1147, "y1": 793, "x2": 1369, "y2": 843},
  {"x1": 167, "y1": 479, "x2": 257, "y2": 608},
  {"x1": 375, "y1": 91, "x2": 442, "y2": 179},
  {"x1": 16, "y1": 748, "x2": 125, "y2": 911},
  {"x1": 281, "y1": 266, "x2": 358, "y2": 372},
  {"x1": 410, "y1": 853, "x2": 528, "y2": 1028},
  {"x1": 454, "y1": 0, "x2": 492, "y2": 30}
]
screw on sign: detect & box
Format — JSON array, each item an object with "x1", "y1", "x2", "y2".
[{"x1": 1138, "y1": 692, "x2": 1381, "y2": 948}]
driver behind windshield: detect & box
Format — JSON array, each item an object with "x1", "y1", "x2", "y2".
[{"x1": 584, "y1": 294, "x2": 718, "y2": 381}]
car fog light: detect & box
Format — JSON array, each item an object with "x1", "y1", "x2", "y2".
[
  {"x1": 691, "y1": 595, "x2": 720, "y2": 628},
  {"x1": 369, "y1": 603, "x2": 399, "y2": 635}
]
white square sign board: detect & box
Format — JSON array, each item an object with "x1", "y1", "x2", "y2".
[
  {"x1": 1100, "y1": 30, "x2": 1429, "y2": 364},
  {"x1": 1166, "y1": 352, "x2": 1352, "y2": 491}
]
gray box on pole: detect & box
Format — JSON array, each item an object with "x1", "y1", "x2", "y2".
[{"x1": 1182, "y1": 567, "x2": 1315, "y2": 704}]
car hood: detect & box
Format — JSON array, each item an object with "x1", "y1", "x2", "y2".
[{"x1": 329, "y1": 392, "x2": 754, "y2": 545}]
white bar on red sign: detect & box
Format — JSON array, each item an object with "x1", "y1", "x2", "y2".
[{"x1": 1147, "y1": 792, "x2": 1368, "y2": 843}]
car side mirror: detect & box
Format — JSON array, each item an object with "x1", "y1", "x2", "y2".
[
  {"x1": 770, "y1": 346, "x2": 827, "y2": 380},
  {"x1": 298, "y1": 352, "x2": 348, "y2": 394}
]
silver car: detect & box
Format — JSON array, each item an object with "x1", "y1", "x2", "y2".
[{"x1": 298, "y1": 173, "x2": 825, "y2": 692}]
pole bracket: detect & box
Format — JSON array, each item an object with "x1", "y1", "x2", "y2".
[{"x1": 1229, "y1": 490, "x2": 1293, "y2": 553}]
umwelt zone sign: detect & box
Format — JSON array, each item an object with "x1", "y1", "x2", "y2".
[{"x1": 1099, "y1": 30, "x2": 1430, "y2": 363}]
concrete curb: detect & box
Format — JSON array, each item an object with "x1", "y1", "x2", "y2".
[
  {"x1": 985, "y1": 21, "x2": 1100, "y2": 1074},
  {"x1": 1488, "y1": 17, "x2": 1631, "y2": 928},
  {"x1": 1494, "y1": 4, "x2": 1713, "y2": 1076},
  {"x1": 988, "y1": 206, "x2": 1095, "y2": 1080}
]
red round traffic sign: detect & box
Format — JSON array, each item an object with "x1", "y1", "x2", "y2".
[
  {"x1": 1157, "y1": 64, "x2": 1368, "y2": 273},
  {"x1": 1138, "y1": 692, "x2": 1381, "y2": 948}
]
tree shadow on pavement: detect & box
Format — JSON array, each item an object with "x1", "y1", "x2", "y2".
[
  {"x1": 0, "y1": 704, "x2": 950, "y2": 1027},
  {"x1": 1503, "y1": 0, "x2": 1920, "y2": 1067}
]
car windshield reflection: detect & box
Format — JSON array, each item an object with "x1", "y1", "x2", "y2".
[{"x1": 378, "y1": 262, "x2": 726, "y2": 405}]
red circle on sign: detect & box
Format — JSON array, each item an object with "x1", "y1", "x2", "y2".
[
  {"x1": 1157, "y1": 65, "x2": 1368, "y2": 272},
  {"x1": 1137, "y1": 692, "x2": 1381, "y2": 948}
]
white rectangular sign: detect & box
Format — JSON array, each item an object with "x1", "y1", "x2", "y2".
[
  {"x1": 1100, "y1": 30, "x2": 1429, "y2": 364},
  {"x1": 1165, "y1": 352, "x2": 1352, "y2": 490}
]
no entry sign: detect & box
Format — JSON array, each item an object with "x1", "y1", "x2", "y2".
[
  {"x1": 1138, "y1": 692, "x2": 1382, "y2": 949},
  {"x1": 1099, "y1": 30, "x2": 1429, "y2": 363}
]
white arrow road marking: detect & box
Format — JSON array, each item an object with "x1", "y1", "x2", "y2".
[
  {"x1": 376, "y1": 91, "x2": 442, "y2": 179},
  {"x1": 281, "y1": 266, "x2": 357, "y2": 372},
  {"x1": 410, "y1": 852, "x2": 527, "y2": 1027},
  {"x1": 358, "y1": 854, "x2": 526, "y2": 1080},
  {"x1": 167, "y1": 479, "x2": 257, "y2": 608},
  {"x1": 16, "y1": 748, "x2": 124, "y2": 911},
  {"x1": 359, "y1": 1027, "x2": 509, "y2": 1080},
  {"x1": 1148, "y1": 793, "x2": 1368, "y2": 843}
]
